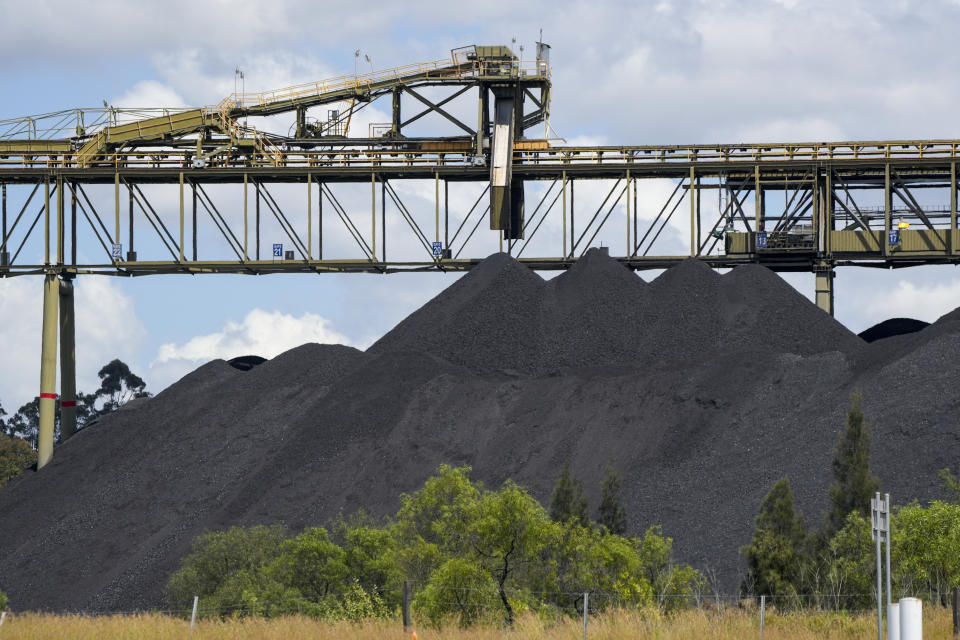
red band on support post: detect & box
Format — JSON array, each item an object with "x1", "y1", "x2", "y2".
[
  {"x1": 61, "y1": 401, "x2": 76, "y2": 407},
  {"x1": 40, "y1": 392, "x2": 57, "y2": 399}
]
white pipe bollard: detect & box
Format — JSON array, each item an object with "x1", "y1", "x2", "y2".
[
  {"x1": 759, "y1": 595, "x2": 765, "y2": 636},
  {"x1": 582, "y1": 592, "x2": 588, "y2": 640},
  {"x1": 190, "y1": 595, "x2": 199, "y2": 632},
  {"x1": 886, "y1": 602, "x2": 900, "y2": 640},
  {"x1": 0, "y1": 611, "x2": 6, "y2": 627},
  {"x1": 898, "y1": 597, "x2": 921, "y2": 640}
]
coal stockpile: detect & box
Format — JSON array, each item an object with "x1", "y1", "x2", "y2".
[{"x1": 0, "y1": 249, "x2": 957, "y2": 612}]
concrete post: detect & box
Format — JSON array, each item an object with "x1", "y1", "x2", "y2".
[
  {"x1": 59, "y1": 278, "x2": 77, "y2": 440},
  {"x1": 814, "y1": 264, "x2": 835, "y2": 316},
  {"x1": 887, "y1": 602, "x2": 900, "y2": 640},
  {"x1": 37, "y1": 274, "x2": 59, "y2": 469},
  {"x1": 899, "y1": 597, "x2": 921, "y2": 640},
  {"x1": 582, "y1": 592, "x2": 589, "y2": 640}
]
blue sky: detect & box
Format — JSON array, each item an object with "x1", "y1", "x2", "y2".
[{"x1": 4, "y1": 0, "x2": 960, "y2": 407}]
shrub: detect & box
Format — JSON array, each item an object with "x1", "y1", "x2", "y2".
[
  {"x1": 0, "y1": 434, "x2": 37, "y2": 489},
  {"x1": 164, "y1": 524, "x2": 288, "y2": 615}
]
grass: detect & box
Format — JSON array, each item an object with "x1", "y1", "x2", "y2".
[{"x1": 0, "y1": 607, "x2": 954, "y2": 639}]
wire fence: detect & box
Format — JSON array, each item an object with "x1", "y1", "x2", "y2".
[
  {"x1": 0, "y1": 590, "x2": 894, "y2": 619},
  {"x1": 1, "y1": 592, "x2": 951, "y2": 640}
]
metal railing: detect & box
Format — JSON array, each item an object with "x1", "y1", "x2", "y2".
[
  {"x1": 5, "y1": 139, "x2": 960, "y2": 171},
  {"x1": 0, "y1": 108, "x2": 195, "y2": 141},
  {"x1": 517, "y1": 140, "x2": 960, "y2": 165},
  {"x1": 206, "y1": 58, "x2": 550, "y2": 116}
]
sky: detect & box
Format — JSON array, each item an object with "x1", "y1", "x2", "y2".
[{"x1": 3, "y1": 0, "x2": 960, "y2": 409}]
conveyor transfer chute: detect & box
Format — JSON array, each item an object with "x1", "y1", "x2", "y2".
[{"x1": 490, "y1": 87, "x2": 524, "y2": 239}]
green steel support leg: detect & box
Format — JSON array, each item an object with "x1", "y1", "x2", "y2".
[
  {"x1": 37, "y1": 274, "x2": 59, "y2": 469},
  {"x1": 814, "y1": 264, "x2": 835, "y2": 316},
  {"x1": 59, "y1": 278, "x2": 77, "y2": 441}
]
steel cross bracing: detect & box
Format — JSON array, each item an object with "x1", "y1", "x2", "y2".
[{"x1": 2, "y1": 147, "x2": 960, "y2": 275}]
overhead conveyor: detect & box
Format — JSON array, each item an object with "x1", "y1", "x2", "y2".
[{"x1": 0, "y1": 44, "x2": 552, "y2": 168}]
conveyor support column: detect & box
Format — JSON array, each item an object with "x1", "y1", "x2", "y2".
[
  {"x1": 814, "y1": 263, "x2": 835, "y2": 316},
  {"x1": 59, "y1": 277, "x2": 77, "y2": 440},
  {"x1": 37, "y1": 274, "x2": 59, "y2": 469}
]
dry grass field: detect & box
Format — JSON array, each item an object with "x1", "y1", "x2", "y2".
[{"x1": 0, "y1": 607, "x2": 954, "y2": 640}]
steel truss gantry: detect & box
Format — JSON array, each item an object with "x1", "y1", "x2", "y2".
[
  {"x1": 4, "y1": 43, "x2": 960, "y2": 468},
  {"x1": 2, "y1": 145, "x2": 959, "y2": 277}
]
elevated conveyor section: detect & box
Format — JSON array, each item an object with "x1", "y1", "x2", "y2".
[
  {"x1": 0, "y1": 45, "x2": 551, "y2": 168},
  {"x1": 218, "y1": 59, "x2": 472, "y2": 118},
  {"x1": 75, "y1": 109, "x2": 217, "y2": 165}
]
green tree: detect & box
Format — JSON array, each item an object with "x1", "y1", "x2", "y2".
[
  {"x1": 163, "y1": 465, "x2": 709, "y2": 624},
  {"x1": 469, "y1": 480, "x2": 558, "y2": 625},
  {"x1": 0, "y1": 588, "x2": 7, "y2": 611},
  {"x1": 741, "y1": 476, "x2": 807, "y2": 604},
  {"x1": 414, "y1": 557, "x2": 498, "y2": 627},
  {"x1": 551, "y1": 522, "x2": 655, "y2": 612},
  {"x1": 0, "y1": 433, "x2": 37, "y2": 488},
  {"x1": 817, "y1": 501, "x2": 960, "y2": 608},
  {"x1": 597, "y1": 465, "x2": 628, "y2": 535},
  {"x1": 164, "y1": 524, "x2": 288, "y2": 614},
  {"x1": 271, "y1": 527, "x2": 348, "y2": 601},
  {"x1": 6, "y1": 391, "x2": 99, "y2": 446},
  {"x1": 341, "y1": 525, "x2": 401, "y2": 603},
  {"x1": 893, "y1": 501, "x2": 960, "y2": 605},
  {"x1": 330, "y1": 580, "x2": 390, "y2": 621},
  {"x1": 7, "y1": 398, "x2": 42, "y2": 447},
  {"x1": 549, "y1": 460, "x2": 589, "y2": 527},
  {"x1": 826, "y1": 392, "x2": 879, "y2": 537},
  {"x1": 93, "y1": 359, "x2": 149, "y2": 414},
  {"x1": 636, "y1": 525, "x2": 706, "y2": 611},
  {"x1": 822, "y1": 512, "x2": 874, "y2": 610},
  {"x1": 938, "y1": 464, "x2": 960, "y2": 503},
  {"x1": 393, "y1": 464, "x2": 481, "y2": 586}
]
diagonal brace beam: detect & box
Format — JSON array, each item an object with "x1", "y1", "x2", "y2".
[
  {"x1": 399, "y1": 84, "x2": 472, "y2": 130},
  {"x1": 403, "y1": 86, "x2": 476, "y2": 135},
  {"x1": 891, "y1": 170, "x2": 936, "y2": 230}
]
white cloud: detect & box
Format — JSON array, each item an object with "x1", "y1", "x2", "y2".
[
  {"x1": 111, "y1": 81, "x2": 189, "y2": 109},
  {"x1": 0, "y1": 277, "x2": 145, "y2": 408},
  {"x1": 861, "y1": 279, "x2": 960, "y2": 326},
  {"x1": 149, "y1": 308, "x2": 354, "y2": 389},
  {"x1": 717, "y1": 117, "x2": 847, "y2": 144}
]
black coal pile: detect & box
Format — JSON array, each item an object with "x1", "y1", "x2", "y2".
[{"x1": 1, "y1": 250, "x2": 957, "y2": 612}]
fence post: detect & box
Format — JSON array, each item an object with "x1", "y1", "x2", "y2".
[
  {"x1": 0, "y1": 611, "x2": 6, "y2": 628},
  {"x1": 190, "y1": 595, "x2": 199, "y2": 633},
  {"x1": 582, "y1": 592, "x2": 589, "y2": 640},
  {"x1": 402, "y1": 580, "x2": 412, "y2": 634},
  {"x1": 952, "y1": 587, "x2": 959, "y2": 638},
  {"x1": 760, "y1": 595, "x2": 765, "y2": 636}
]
